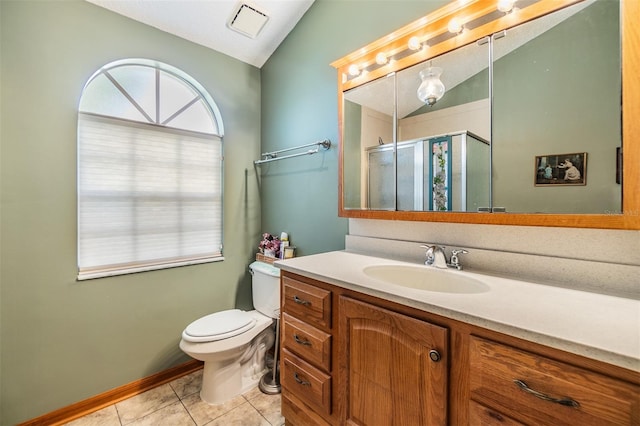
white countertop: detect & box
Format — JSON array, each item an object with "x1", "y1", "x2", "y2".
[{"x1": 275, "y1": 250, "x2": 640, "y2": 372}]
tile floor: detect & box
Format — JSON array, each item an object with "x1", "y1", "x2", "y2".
[{"x1": 64, "y1": 369, "x2": 284, "y2": 426}]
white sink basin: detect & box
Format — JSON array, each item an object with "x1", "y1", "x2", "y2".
[{"x1": 363, "y1": 265, "x2": 490, "y2": 294}]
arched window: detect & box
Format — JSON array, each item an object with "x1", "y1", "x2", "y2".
[{"x1": 77, "y1": 59, "x2": 224, "y2": 280}]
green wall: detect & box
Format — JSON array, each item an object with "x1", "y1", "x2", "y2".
[
  {"x1": 1, "y1": 1, "x2": 262, "y2": 424},
  {"x1": 260, "y1": 0, "x2": 448, "y2": 255}
]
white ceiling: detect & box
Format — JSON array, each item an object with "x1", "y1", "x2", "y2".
[{"x1": 86, "y1": 0, "x2": 315, "y2": 68}]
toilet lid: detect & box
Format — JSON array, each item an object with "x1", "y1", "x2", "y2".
[{"x1": 182, "y1": 309, "x2": 256, "y2": 343}]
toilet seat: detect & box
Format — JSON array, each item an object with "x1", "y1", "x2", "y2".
[{"x1": 182, "y1": 309, "x2": 257, "y2": 343}]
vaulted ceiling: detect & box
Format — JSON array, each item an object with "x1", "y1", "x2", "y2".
[{"x1": 86, "y1": 0, "x2": 315, "y2": 68}]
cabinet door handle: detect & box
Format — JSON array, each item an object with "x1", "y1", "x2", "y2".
[
  {"x1": 293, "y1": 333, "x2": 312, "y2": 346},
  {"x1": 513, "y1": 380, "x2": 580, "y2": 408},
  {"x1": 429, "y1": 350, "x2": 441, "y2": 362},
  {"x1": 294, "y1": 372, "x2": 311, "y2": 386},
  {"x1": 293, "y1": 295, "x2": 311, "y2": 306}
]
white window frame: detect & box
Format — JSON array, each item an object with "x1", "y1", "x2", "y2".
[{"x1": 77, "y1": 59, "x2": 224, "y2": 280}]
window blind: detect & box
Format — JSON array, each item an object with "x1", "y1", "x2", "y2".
[{"x1": 78, "y1": 113, "x2": 223, "y2": 280}]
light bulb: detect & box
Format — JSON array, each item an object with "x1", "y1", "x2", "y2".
[
  {"x1": 408, "y1": 36, "x2": 422, "y2": 51},
  {"x1": 417, "y1": 67, "x2": 446, "y2": 106},
  {"x1": 375, "y1": 52, "x2": 388, "y2": 65},
  {"x1": 348, "y1": 64, "x2": 360, "y2": 76},
  {"x1": 448, "y1": 17, "x2": 463, "y2": 34},
  {"x1": 497, "y1": 0, "x2": 516, "y2": 13}
]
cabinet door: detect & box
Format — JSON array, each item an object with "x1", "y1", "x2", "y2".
[{"x1": 339, "y1": 296, "x2": 448, "y2": 426}]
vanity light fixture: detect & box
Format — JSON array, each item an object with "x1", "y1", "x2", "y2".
[
  {"x1": 375, "y1": 52, "x2": 388, "y2": 65},
  {"x1": 417, "y1": 66, "x2": 446, "y2": 106},
  {"x1": 408, "y1": 36, "x2": 422, "y2": 51},
  {"x1": 447, "y1": 17, "x2": 464, "y2": 34},
  {"x1": 407, "y1": 36, "x2": 428, "y2": 51},
  {"x1": 497, "y1": 0, "x2": 516, "y2": 13}
]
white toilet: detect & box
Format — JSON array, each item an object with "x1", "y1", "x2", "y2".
[{"x1": 179, "y1": 261, "x2": 280, "y2": 405}]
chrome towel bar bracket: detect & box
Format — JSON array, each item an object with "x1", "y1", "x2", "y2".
[{"x1": 254, "y1": 139, "x2": 331, "y2": 165}]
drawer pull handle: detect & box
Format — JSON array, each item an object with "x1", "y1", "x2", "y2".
[
  {"x1": 294, "y1": 372, "x2": 311, "y2": 386},
  {"x1": 487, "y1": 411, "x2": 504, "y2": 421},
  {"x1": 293, "y1": 334, "x2": 312, "y2": 346},
  {"x1": 293, "y1": 295, "x2": 311, "y2": 306},
  {"x1": 513, "y1": 380, "x2": 580, "y2": 408}
]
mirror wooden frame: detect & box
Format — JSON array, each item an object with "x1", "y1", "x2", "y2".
[{"x1": 332, "y1": 0, "x2": 639, "y2": 229}]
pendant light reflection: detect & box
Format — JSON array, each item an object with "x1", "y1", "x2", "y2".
[{"x1": 417, "y1": 66, "x2": 445, "y2": 106}]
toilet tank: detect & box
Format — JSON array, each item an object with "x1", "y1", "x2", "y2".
[{"x1": 249, "y1": 261, "x2": 281, "y2": 318}]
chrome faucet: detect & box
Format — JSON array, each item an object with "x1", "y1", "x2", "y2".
[
  {"x1": 421, "y1": 244, "x2": 448, "y2": 269},
  {"x1": 420, "y1": 245, "x2": 469, "y2": 270}
]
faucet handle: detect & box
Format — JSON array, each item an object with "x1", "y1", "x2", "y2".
[
  {"x1": 420, "y1": 245, "x2": 434, "y2": 265},
  {"x1": 420, "y1": 244, "x2": 446, "y2": 251},
  {"x1": 420, "y1": 244, "x2": 446, "y2": 266},
  {"x1": 449, "y1": 249, "x2": 469, "y2": 270}
]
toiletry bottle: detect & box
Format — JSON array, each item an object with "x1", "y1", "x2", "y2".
[{"x1": 279, "y1": 232, "x2": 289, "y2": 259}]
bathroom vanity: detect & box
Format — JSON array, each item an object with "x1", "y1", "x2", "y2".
[
  {"x1": 288, "y1": 0, "x2": 640, "y2": 423},
  {"x1": 276, "y1": 251, "x2": 640, "y2": 426}
]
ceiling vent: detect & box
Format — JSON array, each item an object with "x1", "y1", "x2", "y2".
[{"x1": 228, "y1": 3, "x2": 269, "y2": 39}]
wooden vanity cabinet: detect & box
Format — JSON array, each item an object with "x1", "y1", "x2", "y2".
[
  {"x1": 279, "y1": 271, "x2": 640, "y2": 426},
  {"x1": 281, "y1": 272, "x2": 450, "y2": 425},
  {"x1": 339, "y1": 296, "x2": 448, "y2": 425}
]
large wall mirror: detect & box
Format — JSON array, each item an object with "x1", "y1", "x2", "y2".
[{"x1": 333, "y1": 0, "x2": 639, "y2": 229}]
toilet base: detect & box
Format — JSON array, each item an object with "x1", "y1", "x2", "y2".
[{"x1": 199, "y1": 327, "x2": 274, "y2": 405}]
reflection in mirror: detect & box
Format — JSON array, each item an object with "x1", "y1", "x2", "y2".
[
  {"x1": 343, "y1": 41, "x2": 492, "y2": 212},
  {"x1": 341, "y1": 0, "x2": 621, "y2": 215},
  {"x1": 395, "y1": 41, "x2": 490, "y2": 211},
  {"x1": 334, "y1": 0, "x2": 637, "y2": 229},
  {"x1": 343, "y1": 74, "x2": 395, "y2": 210},
  {"x1": 492, "y1": 0, "x2": 620, "y2": 214}
]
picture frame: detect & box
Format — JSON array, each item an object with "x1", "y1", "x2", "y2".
[{"x1": 535, "y1": 152, "x2": 587, "y2": 186}]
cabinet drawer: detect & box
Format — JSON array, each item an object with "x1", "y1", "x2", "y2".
[
  {"x1": 469, "y1": 336, "x2": 640, "y2": 426},
  {"x1": 469, "y1": 400, "x2": 525, "y2": 426},
  {"x1": 282, "y1": 393, "x2": 332, "y2": 426},
  {"x1": 282, "y1": 349, "x2": 332, "y2": 415},
  {"x1": 282, "y1": 313, "x2": 332, "y2": 371},
  {"x1": 283, "y1": 277, "x2": 332, "y2": 329}
]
